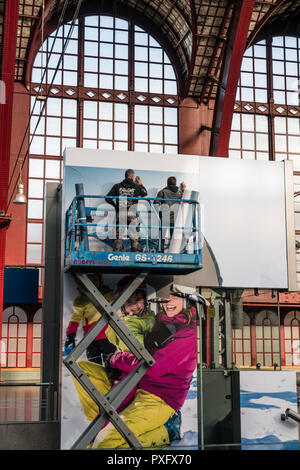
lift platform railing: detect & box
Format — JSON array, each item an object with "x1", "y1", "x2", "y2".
[{"x1": 64, "y1": 194, "x2": 202, "y2": 271}]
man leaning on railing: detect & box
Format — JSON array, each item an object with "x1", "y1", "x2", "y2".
[{"x1": 105, "y1": 169, "x2": 147, "y2": 252}]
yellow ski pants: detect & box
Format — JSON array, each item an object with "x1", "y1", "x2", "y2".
[{"x1": 73, "y1": 359, "x2": 174, "y2": 449}]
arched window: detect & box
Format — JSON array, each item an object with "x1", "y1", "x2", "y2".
[
  {"x1": 255, "y1": 310, "x2": 280, "y2": 367},
  {"x1": 229, "y1": 35, "x2": 300, "y2": 289},
  {"x1": 284, "y1": 310, "x2": 300, "y2": 366},
  {"x1": 1, "y1": 307, "x2": 28, "y2": 368},
  {"x1": 31, "y1": 308, "x2": 42, "y2": 368},
  {"x1": 232, "y1": 312, "x2": 251, "y2": 367},
  {"x1": 26, "y1": 15, "x2": 179, "y2": 267}
]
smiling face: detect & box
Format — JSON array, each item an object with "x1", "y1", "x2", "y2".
[
  {"x1": 123, "y1": 290, "x2": 146, "y2": 316},
  {"x1": 162, "y1": 294, "x2": 184, "y2": 317}
]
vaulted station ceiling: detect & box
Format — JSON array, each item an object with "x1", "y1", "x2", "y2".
[{"x1": 7, "y1": 0, "x2": 299, "y2": 102}]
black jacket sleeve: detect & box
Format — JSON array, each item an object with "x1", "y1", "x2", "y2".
[
  {"x1": 138, "y1": 184, "x2": 147, "y2": 198},
  {"x1": 105, "y1": 184, "x2": 118, "y2": 206}
]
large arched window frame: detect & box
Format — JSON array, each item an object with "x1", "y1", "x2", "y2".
[
  {"x1": 26, "y1": 15, "x2": 179, "y2": 266},
  {"x1": 283, "y1": 310, "x2": 300, "y2": 366},
  {"x1": 1, "y1": 306, "x2": 28, "y2": 368},
  {"x1": 229, "y1": 35, "x2": 300, "y2": 286}
]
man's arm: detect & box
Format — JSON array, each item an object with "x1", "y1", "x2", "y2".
[
  {"x1": 105, "y1": 184, "x2": 118, "y2": 206},
  {"x1": 135, "y1": 176, "x2": 147, "y2": 197}
]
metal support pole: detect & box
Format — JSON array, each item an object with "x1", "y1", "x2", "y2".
[
  {"x1": 196, "y1": 301, "x2": 205, "y2": 450},
  {"x1": 75, "y1": 184, "x2": 89, "y2": 251},
  {"x1": 277, "y1": 290, "x2": 282, "y2": 370},
  {"x1": 224, "y1": 298, "x2": 232, "y2": 369}
]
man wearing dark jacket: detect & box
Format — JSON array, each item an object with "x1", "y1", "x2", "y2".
[
  {"x1": 105, "y1": 169, "x2": 147, "y2": 251},
  {"x1": 156, "y1": 176, "x2": 186, "y2": 251}
]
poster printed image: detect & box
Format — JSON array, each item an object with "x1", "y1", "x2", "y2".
[
  {"x1": 63, "y1": 148, "x2": 294, "y2": 290},
  {"x1": 61, "y1": 273, "x2": 199, "y2": 450},
  {"x1": 240, "y1": 371, "x2": 300, "y2": 450}
]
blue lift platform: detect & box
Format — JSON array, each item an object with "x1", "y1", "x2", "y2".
[{"x1": 64, "y1": 193, "x2": 202, "y2": 274}]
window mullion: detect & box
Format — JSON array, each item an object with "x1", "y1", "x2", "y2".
[
  {"x1": 128, "y1": 19, "x2": 135, "y2": 151},
  {"x1": 77, "y1": 17, "x2": 85, "y2": 148},
  {"x1": 267, "y1": 37, "x2": 275, "y2": 161}
]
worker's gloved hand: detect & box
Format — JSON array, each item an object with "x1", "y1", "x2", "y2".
[
  {"x1": 102, "y1": 352, "x2": 123, "y2": 382},
  {"x1": 65, "y1": 333, "x2": 76, "y2": 349},
  {"x1": 144, "y1": 323, "x2": 177, "y2": 354}
]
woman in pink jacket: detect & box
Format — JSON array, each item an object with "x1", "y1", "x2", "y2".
[{"x1": 92, "y1": 289, "x2": 198, "y2": 449}]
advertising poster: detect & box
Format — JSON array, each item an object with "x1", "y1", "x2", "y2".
[
  {"x1": 60, "y1": 149, "x2": 296, "y2": 450},
  {"x1": 61, "y1": 273, "x2": 199, "y2": 449},
  {"x1": 63, "y1": 148, "x2": 295, "y2": 290},
  {"x1": 240, "y1": 371, "x2": 299, "y2": 450}
]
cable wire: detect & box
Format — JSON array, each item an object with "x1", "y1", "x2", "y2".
[
  {"x1": 6, "y1": 0, "x2": 84, "y2": 212},
  {"x1": 1, "y1": 0, "x2": 82, "y2": 212}
]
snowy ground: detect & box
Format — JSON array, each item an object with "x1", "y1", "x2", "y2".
[
  {"x1": 240, "y1": 371, "x2": 299, "y2": 450},
  {"x1": 61, "y1": 367, "x2": 198, "y2": 450}
]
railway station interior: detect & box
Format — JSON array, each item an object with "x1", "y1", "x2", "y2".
[{"x1": 0, "y1": 0, "x2": 300, "y2": 451}]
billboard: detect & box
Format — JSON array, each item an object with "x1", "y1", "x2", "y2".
[
  {"x1": 63, "y1": 148, "x2": 296, "y2": 290},
  {"x1": 61, "y1": 273, "x2": 199, "y2": 449},
  {"x1": 60, "y1": 148, "x2": 296, "y2": 450}
]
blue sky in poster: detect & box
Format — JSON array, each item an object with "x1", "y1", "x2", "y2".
[{"x1": 64, "y1": 165, "x2": 198, "y2": 210}]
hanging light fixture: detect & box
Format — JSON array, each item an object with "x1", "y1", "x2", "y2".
[{"x1": 13, "y1": 159, "x2": 27, "y2": 205}]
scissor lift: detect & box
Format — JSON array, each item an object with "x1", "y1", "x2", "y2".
[{"x1": 63, "y1": 191, "x2": 202, "y2": 449}]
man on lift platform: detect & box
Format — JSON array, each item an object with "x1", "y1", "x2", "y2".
[{"x1": 105, "y1": 169, "x2": 147, "y2": 252}]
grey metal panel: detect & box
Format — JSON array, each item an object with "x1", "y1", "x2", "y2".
[
  {"x1": 0, "y1": 422, "x2": 60, "y2": 450},
  {"x1": 41, "y1": 183, "x2": 62, "y2": 421},
  {"x1": 284, "y1": 160, "x2": 297, "y2": 291}
]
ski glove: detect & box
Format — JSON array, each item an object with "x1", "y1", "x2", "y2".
[
  {"x1": 64, "y1": 333, "x2": 76, "y2": 349},
  {"x1": 144, "y1": 323, "x2": 177, "y2": 354},
  {"x1": 103, "y1": 352, "x2": 123, "y2": 382}
]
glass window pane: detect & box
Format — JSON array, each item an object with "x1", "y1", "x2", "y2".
[
  {"x1": 114, "y1": 122, "x2": 127, "y2": 141},
  {"x1": 63, "y1": 99, "x2": 77, "y2": 118},
  {"x1": 114, "y1": 103, "x2": 128, "y2": 121},
  {"x1": 99, "y1": 102, "x2": 113, "y2": 120},
  {"x1": 83, "y1": 120, "x2": 97, "y2": 138},
  {"x1": 84, "y1": 101, "x2": 98, "y2": 119},
  {"x1": 99, "y1": 74, "x2": 113, "y2": 89},
  {"x1": 135, "y1": 105, "x2": 148, "y2": 123},
  {"x1": 150, "y1": 125, "x2": 163, "y2": 143},
  {"x1": 164, "y1": 126, "x2": 177, "y2": 145},
  {"x1": 30, "y1": 136, "x2": 44, "y2": 155},
  {"x1": 27, "y1": 244, "x2": 42, "y2": 264},
  {"x1": 46, "y1": 137, "x2": 61, "y2": 156},
  {"x1": 134, "y1": 124, "x2": 148, "y2": 142},
  {"x1": 242, "y1": 114, "x2": 254, "y2": 131},
  {"x1": 99, "y1": 121, "x2": 113, "y2": 139},
  {"x1": 28, "y1": 179, "x2": 44, "y2": 198},
  {"x1": 45, "y1": 160, "x2": 60, "y2": 179},
  {"x1": 114, "y1": 75, "x2": 128, "y2": 90},
  {"x1": 28, "y1": 200, "x2": 43, "y2": 219},
  {"x1": 27, "y1": 223, "x2": 43, "y2": 243},
  {"x1": 62, "y1": 118, "x2": 77, "y2": 137},
  {"x1": 29, "y1": 159, "x2": 44, "y2": 178},
  {"x1": 47, "y1": 98, "x2": 62, "y2": 116},
  {"x1": 149, "y1": 106, "x2": 163, "y2": 124},
  {"x1": 164, "y1": 107, "x2": 178, "y2": 125},
  {"x1": 47, "y1": 117, "x2": 61, "y2": 136},
  {"x1": 115, "y1": 60, "x2": 128, "y2": 75}
]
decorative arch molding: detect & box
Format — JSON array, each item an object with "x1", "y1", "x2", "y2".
[
  {"x1": 3, "y1": 306, "x2": 27, "y2": 323},
  {"x1": 283, "y1": 310, "x2": 300, "y2": 325},
  {"x1": 33, "y1": 307, "x2": 42, "y2": 323},
  {"x1": 255, "y1": 309, "x2": 279, "y2": 326}
]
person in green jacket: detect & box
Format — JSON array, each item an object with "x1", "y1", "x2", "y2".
[
  {"x1": 106, "y1": 275, "x2": 156, "y2": 353},
  {"x1": 72, "y1": 275, "x2": 182, "y2": 447}
]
